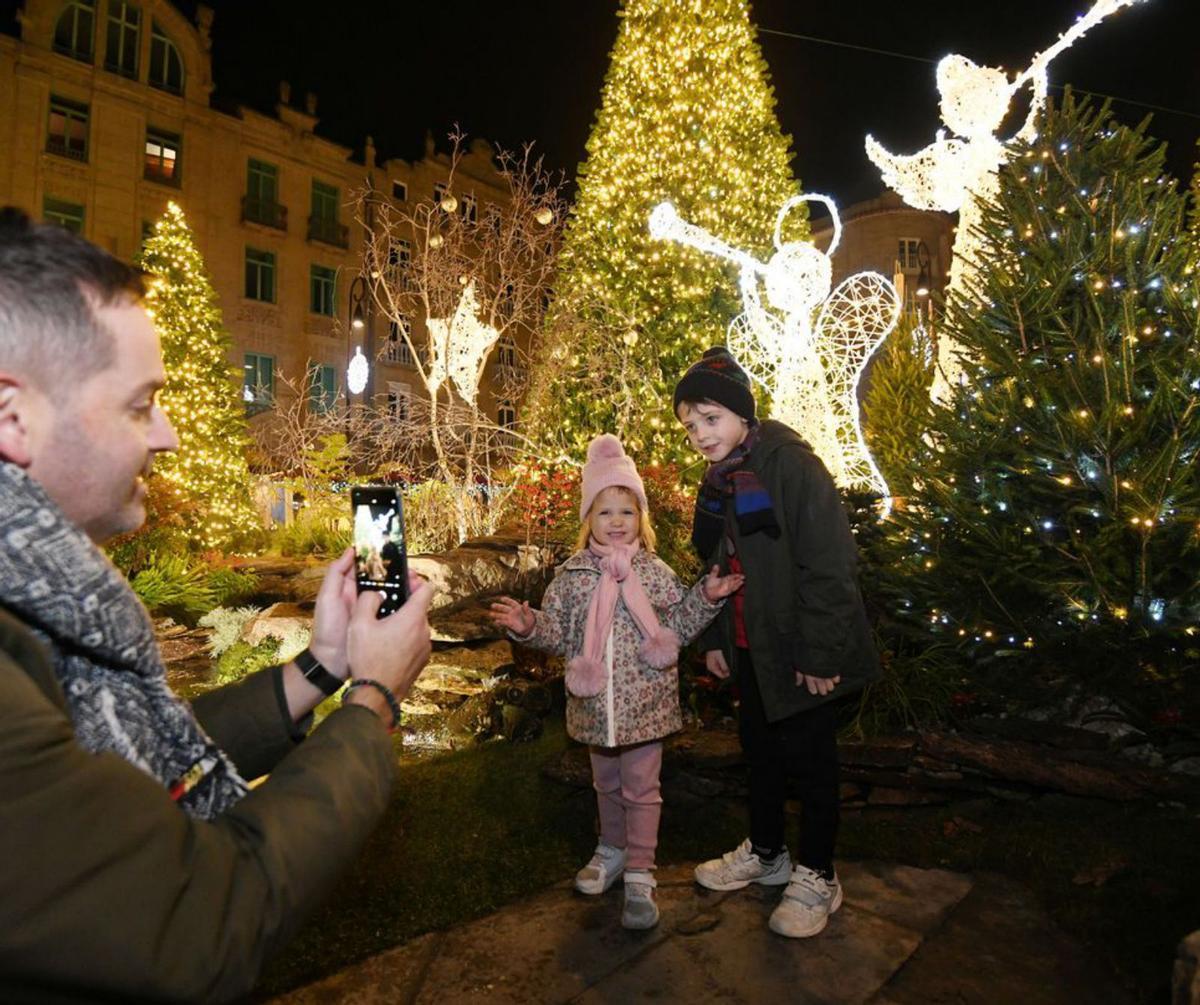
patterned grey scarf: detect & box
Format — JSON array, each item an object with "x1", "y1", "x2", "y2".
[{"x1": 0, "y1": 462, "x2": 248, "y2": 819}]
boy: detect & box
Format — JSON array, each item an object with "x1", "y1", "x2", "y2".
[{"x1": 673, "y1": 346, "x2": 879, "y2": 938}]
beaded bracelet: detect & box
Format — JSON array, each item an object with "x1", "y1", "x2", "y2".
[{"x1": 342, "y1": 678, "x2": 403, "y2": 732}]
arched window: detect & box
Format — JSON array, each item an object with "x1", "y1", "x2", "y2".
[
  {"x1": 498, "y1": 400, "x2": 516, "y2": 430},
  {"x1": 53, "y1": 0, "x2": 95, "y2": 63},
  {"x1": 149, "y1": 21, "x2": 184, "y2": 94}
]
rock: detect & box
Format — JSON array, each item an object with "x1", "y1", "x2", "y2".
[
  {"x1": 409, "y1": 534, "x2": 562, "y2": 613},
  {"x1": 966, "y1": 714, "x2": 1111, "y2": 751},
  {"x1": 868, "y1": 787, "x2": 953, "y2": 807},
  {"x1": 1174, "y1": 930, "x2": 1200, "y2": 1005},
  {"x1": 1120, "y1": 743, "x2": 1165, "y2": 768},
  {"x1": 1069, "y1": 696, "x2": 1145, "y2": 743},
  {"x1": 1170, "y1": 757, "x2": 1200, "y2": 777},
  {"x1": 240, "y1": 602, "x2": 312, "y2": 649},
  {"x1": 430, "y1": 603, "x2": 504, "y2": 643}
]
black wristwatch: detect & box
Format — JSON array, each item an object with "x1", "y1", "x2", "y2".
[{"x1": 294, "y1": 648, "x2": 345, "y2": 697}]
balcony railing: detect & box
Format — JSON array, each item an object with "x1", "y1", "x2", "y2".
[
  {"x1": 242, "y1": 196, "x2": 288, "y2": 231},
  {"x1": 45, "y1": 136, "x2": 87, "y2": 162},
  {"x1": 307, "y1": 215, "x2": 349, "y2": 249}
]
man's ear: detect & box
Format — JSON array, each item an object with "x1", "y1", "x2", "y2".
[{"x1": 0, "y1": 374, "x2": 44, "y2": 467}]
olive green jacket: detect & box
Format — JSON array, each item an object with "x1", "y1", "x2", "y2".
[
  {"x1": 698, "y1": 420, "x2": 880, "y2": 721},
  {"x1": 0, "y1": 606, "x2": 396, "y2": 1004}
]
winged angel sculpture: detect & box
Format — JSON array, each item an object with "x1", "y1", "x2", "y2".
[
  {"x1": 651, "y1": 196, "x2": 899, "y2": 507},
  {"x1": 865, "y1": 0, "x2": 1146, "y2": 404}
]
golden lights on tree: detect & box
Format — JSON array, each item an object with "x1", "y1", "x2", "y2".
[
  {"x1": 140, "y1": 202, "x2": 257, "y2": 550},
  {"x1": 525, "y1": 0, "x2": 805, "y2": 466}
]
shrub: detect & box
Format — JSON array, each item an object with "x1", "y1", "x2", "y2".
[
  {"x1": 215, "y1": 638, "x2": 281, "y2": 686},
  {"x1": 198, "y1": 606, "x2": 263, "y2": 658},
  {"x1": 129, "y1": 552, "x2": 216, "y2": 618}
]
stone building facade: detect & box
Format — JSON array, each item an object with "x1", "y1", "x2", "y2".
[{"x1": 0, "y1": 0, "x2": 516, "y2": 430}]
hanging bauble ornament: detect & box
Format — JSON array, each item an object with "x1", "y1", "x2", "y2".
[
  {"x1": 440, "y1": 194, "x2": 458, "y2": 213},
  {"x1": 428, "y1": 233, "x2": 444, "y2": 249},
  {"x1": 535, "y1": 207, "x2": 553, "y2": 226}
]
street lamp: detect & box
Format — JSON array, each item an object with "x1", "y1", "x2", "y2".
[{"x1": 347, "y1": 273, "x2": 370, "y2": 397}]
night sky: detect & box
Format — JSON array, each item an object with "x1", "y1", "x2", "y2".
[{"x1": 7, "y1": 0, "x2": 1200, "y2": 205}]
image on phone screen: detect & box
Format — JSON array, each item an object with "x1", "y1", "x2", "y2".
[{"x1": 351, "y1": 487, "x2": 409, "y2": 616}]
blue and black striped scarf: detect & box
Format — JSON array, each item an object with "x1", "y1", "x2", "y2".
[{"x1": 692, "y1": 422, "x2": 780, "y2": 560}]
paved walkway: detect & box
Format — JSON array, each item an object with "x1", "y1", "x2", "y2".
[{"x1": 271, "y1": 860, "x2": 1129, "y2": 1004}]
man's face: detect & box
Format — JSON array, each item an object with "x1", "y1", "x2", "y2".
[
  {"x1": 27, "y1": 298, "x2": 178, "y2": 543},
  {"x1": 676, "y1": 400, "x2": 749, "y2": 463}
]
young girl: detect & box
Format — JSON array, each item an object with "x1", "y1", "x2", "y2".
[{"x1": 491, "y1": 434, "x2": 742, "y2": 930}]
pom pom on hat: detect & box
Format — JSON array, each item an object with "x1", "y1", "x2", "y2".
[{"x1": 579, "y1": 434, "x2": 647, "y2": 521}]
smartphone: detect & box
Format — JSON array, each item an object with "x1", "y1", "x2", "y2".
[{"x1": 350, "y1": 485, "x2": 409, "y2": 618}]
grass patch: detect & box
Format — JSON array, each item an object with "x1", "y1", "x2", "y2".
[{"x1": 253, "y1": 714, "x2": 1199, "y2": 1002}]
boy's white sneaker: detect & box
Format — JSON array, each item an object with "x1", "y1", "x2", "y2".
[
  {"x1": 574, "y1": 843, "x2": 626, "y2": 895},
  {"x1": 621, "y1": 871, "x2": 659, "y2": 930},
  {"x1": 768, "y1": 864, "x2": 843, "y2": 938},
  {"x1": 694, "y1": 838, "x2": 791, "y2": 891}
]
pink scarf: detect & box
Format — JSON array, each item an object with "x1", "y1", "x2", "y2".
[{"x1": 565, "y1": 538, "x2": 680, "y2": 698}]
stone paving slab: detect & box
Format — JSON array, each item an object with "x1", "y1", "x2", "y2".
[{"x1": 270, "y1": 861, "x2": 1131, "y2": 1004}]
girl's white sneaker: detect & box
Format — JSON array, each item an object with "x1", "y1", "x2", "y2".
[
  {"x1": 574, "y1": 843, "x2": 626, "y2": 895},
  {"x1": 621, "y1": 871, "x2": 659, "y2": 930}
]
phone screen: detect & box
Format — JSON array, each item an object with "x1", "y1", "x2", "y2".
[{"x1": 351, "y1": 486, "x2": 409, "y2": 617}]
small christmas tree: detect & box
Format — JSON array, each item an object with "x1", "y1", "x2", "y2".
[
  {"x1": 140, "y1": 203, "x2": 258, "y2": 551},
  {"x1": 524, "y1": 0, "x2": 804, "y2": 466},
  {"x1": 888, "y1": 94, "x2": 1200, "y2": 721}
]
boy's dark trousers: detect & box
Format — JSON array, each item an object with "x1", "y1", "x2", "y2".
[{"x1": 734, "y1": 650, "x2": 840, "y2": 874}]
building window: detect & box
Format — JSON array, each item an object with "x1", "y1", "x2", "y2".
[
  {"x1": 104, "y1": 1, "x2": 140, "y2": 79},
  {"x1": 384, "y1": 316, "x2": 413, "y2": 365},
  {"x1": 497, "y1": 400, "x2": 516, "y2": 429},
  {"x1": 243, "y1": 352, "x2": 275, "y2": 408},
  {"x1": 308, "y1": 363, "x2": 338, "y2": 414},
  {"x1": 309, "y1": 264, "x2": 337, "y2": 316},
  {"x1": 391, "y1": 179, "x2": 407, "y2": 202},
  {"x1": 308, "y1": 180, "x2": 346, "y2": 247},
  {"x1": 148, "y1": 21, "x2": 184, "y2": 94},
  {"x1": 243, "y1": 158, "x2": 285, "y2": 230},
  {"x1": 54, "y1": 0, "x2": 95, "y2": 62},
  {"x1": 144, "y1": 128, "x2": 180, "y2": 185},
  {"x1": 46, "y1": 95, "x2": 89, "y2": 161},
  {"x1": 460, "y1": 193, "x2": 477, "y2": 223},
  {"x1": 386, "y1": 381, "x2": 412, "y2": 421},
  {"x1": 496, "y1": 334, "x2": 517, "y2": 368},
  {"x1": 244, "y1": 247, "x2": 276, "y2": 302},
  {"x1": 433, "y1": 182, "x2": 448, "y2": 205},
  {"x1": 387, "y1": 239, "x2": 412, "y2": 289},
  {"x1": 43, "y1": 197, "x2": 85, "y2": 233},
  {"x1": 140, "y1": 218, "x2": 153, "y2": 249},
  {"x1": 898, "y1": 238, "x2": 921, "y2": 271}
]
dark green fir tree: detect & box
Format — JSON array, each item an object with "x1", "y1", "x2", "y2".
[{"x1": 887, "y1": 94, "x2": 1200, "y2": 723}]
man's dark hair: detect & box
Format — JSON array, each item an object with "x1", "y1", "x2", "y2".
[{"x1": 0, "y1": 207, "x2": 145, "y2": 392}]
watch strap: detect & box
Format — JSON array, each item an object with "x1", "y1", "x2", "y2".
[{"x1": 294, "y1": 647, "x2": 344, "y2": 697}]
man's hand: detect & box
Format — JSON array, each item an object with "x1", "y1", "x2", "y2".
[
  {"x1": 345, "y1": 573, "x2": 434, "y2": 707},
  {"x1": 489, "y1": 596, "x2": 536, "y2": 636},
  {"x1": 796, "y1": 672, "x2": 840, "y2": 696},
  {"x1": 704, "y1": 649, "x2": 730, "y2": 679},
  {"x1": 307, "y1": 548, "x2": 357, "y2": 680},
  {"x1": 701, "y1": 565, "x2": 744, "y2": 603}
]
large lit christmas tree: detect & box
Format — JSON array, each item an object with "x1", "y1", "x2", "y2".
[
  {"x1": 887, "y1": 95, "x2": 1200, "y2": 721},
  {"x1": 524, "y1": 0, "x2": 804, "y2": 466},
  {"x1": 140, "y1": 203, "x2": 258, "y2": 551}
]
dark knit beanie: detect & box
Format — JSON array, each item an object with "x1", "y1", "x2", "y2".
[{"x1": 673, "y1": 346, "x2": 756, "y2": 421}]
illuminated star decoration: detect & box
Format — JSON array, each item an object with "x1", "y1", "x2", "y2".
[
  {"x1": 346, "y1": 346, "x2": 369, "y2": 395},
  {"x1": 425, "y1": 280, "x2": 500, "y2": 408},
  {"x1": 651, "y1": 196, "x2": 900, "y2": 510},
  {"x1": 865, "y1": 0, "x2": 1146, "y2": 404}
]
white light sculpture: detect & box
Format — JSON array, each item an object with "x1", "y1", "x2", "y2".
[
  {"x1": 347, "y1": 346, "x2": 369, "y2": 395},
  {"x1": 650, "y1": 197, "x2": 900, "y2": 510},
  {"x1": 426, "y1": 279, "x2": 500, "y2": 407},
  {"x1": 865, "y1": 0, "x2": 1146, "y2": 404}
]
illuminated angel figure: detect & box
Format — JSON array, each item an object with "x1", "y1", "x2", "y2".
[
  {"x1": 650, "y1": 196, "x2": 899, "y2": 508},
  {"x1": 865, "y1": 0, "x2": 1145, "y2": 404}
]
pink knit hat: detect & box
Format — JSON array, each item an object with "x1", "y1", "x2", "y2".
[{"x1": 579, "y1": 434, "x2": 647, "y2": 521}]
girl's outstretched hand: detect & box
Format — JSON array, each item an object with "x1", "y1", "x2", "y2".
[
  {"x1": 489, "y1": 596, "x2": 536, "y2": 636},
  {"x1": 702, "y1": 565, "x2": 744, "y2": 603}
]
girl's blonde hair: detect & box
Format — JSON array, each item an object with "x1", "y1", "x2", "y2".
[{"x1": 576, "y1": 486, "x2": 657, "y2": 553}]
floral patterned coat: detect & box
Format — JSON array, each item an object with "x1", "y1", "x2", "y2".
[{"x1": 515, "y1": 549, "x2": 723, "y2": 748}]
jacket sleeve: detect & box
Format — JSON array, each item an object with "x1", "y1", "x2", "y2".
[
  {"x1": 653, "y1": 560, "x2": 724, "y2": 647},
  {"x1": 0, "y1": 648, "x2": 396, "y2": 1004},
  {"x1": 191, "y1": 664, "x2": 308, "y2": 781},
  {"x1": 509, "y1": 573, "x2": 570, "y2": 656},
  {"x1": 775, "y1": 446, "x2": 863, "y2": 678}
]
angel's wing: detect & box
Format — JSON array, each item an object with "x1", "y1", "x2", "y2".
[
  {"x1": 726, "y1": 269, "x2": 786, "y2": 389},
  {"x1": 813, "y1": 272, "x2": 901, "y2": 495},
  {"x1": 865, "y1": 133, "x2": 977, "y2": 213}
]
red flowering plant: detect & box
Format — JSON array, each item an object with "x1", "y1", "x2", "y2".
[{"x1": 508, "y1": 459, "x2": 582, "y2": 547}]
